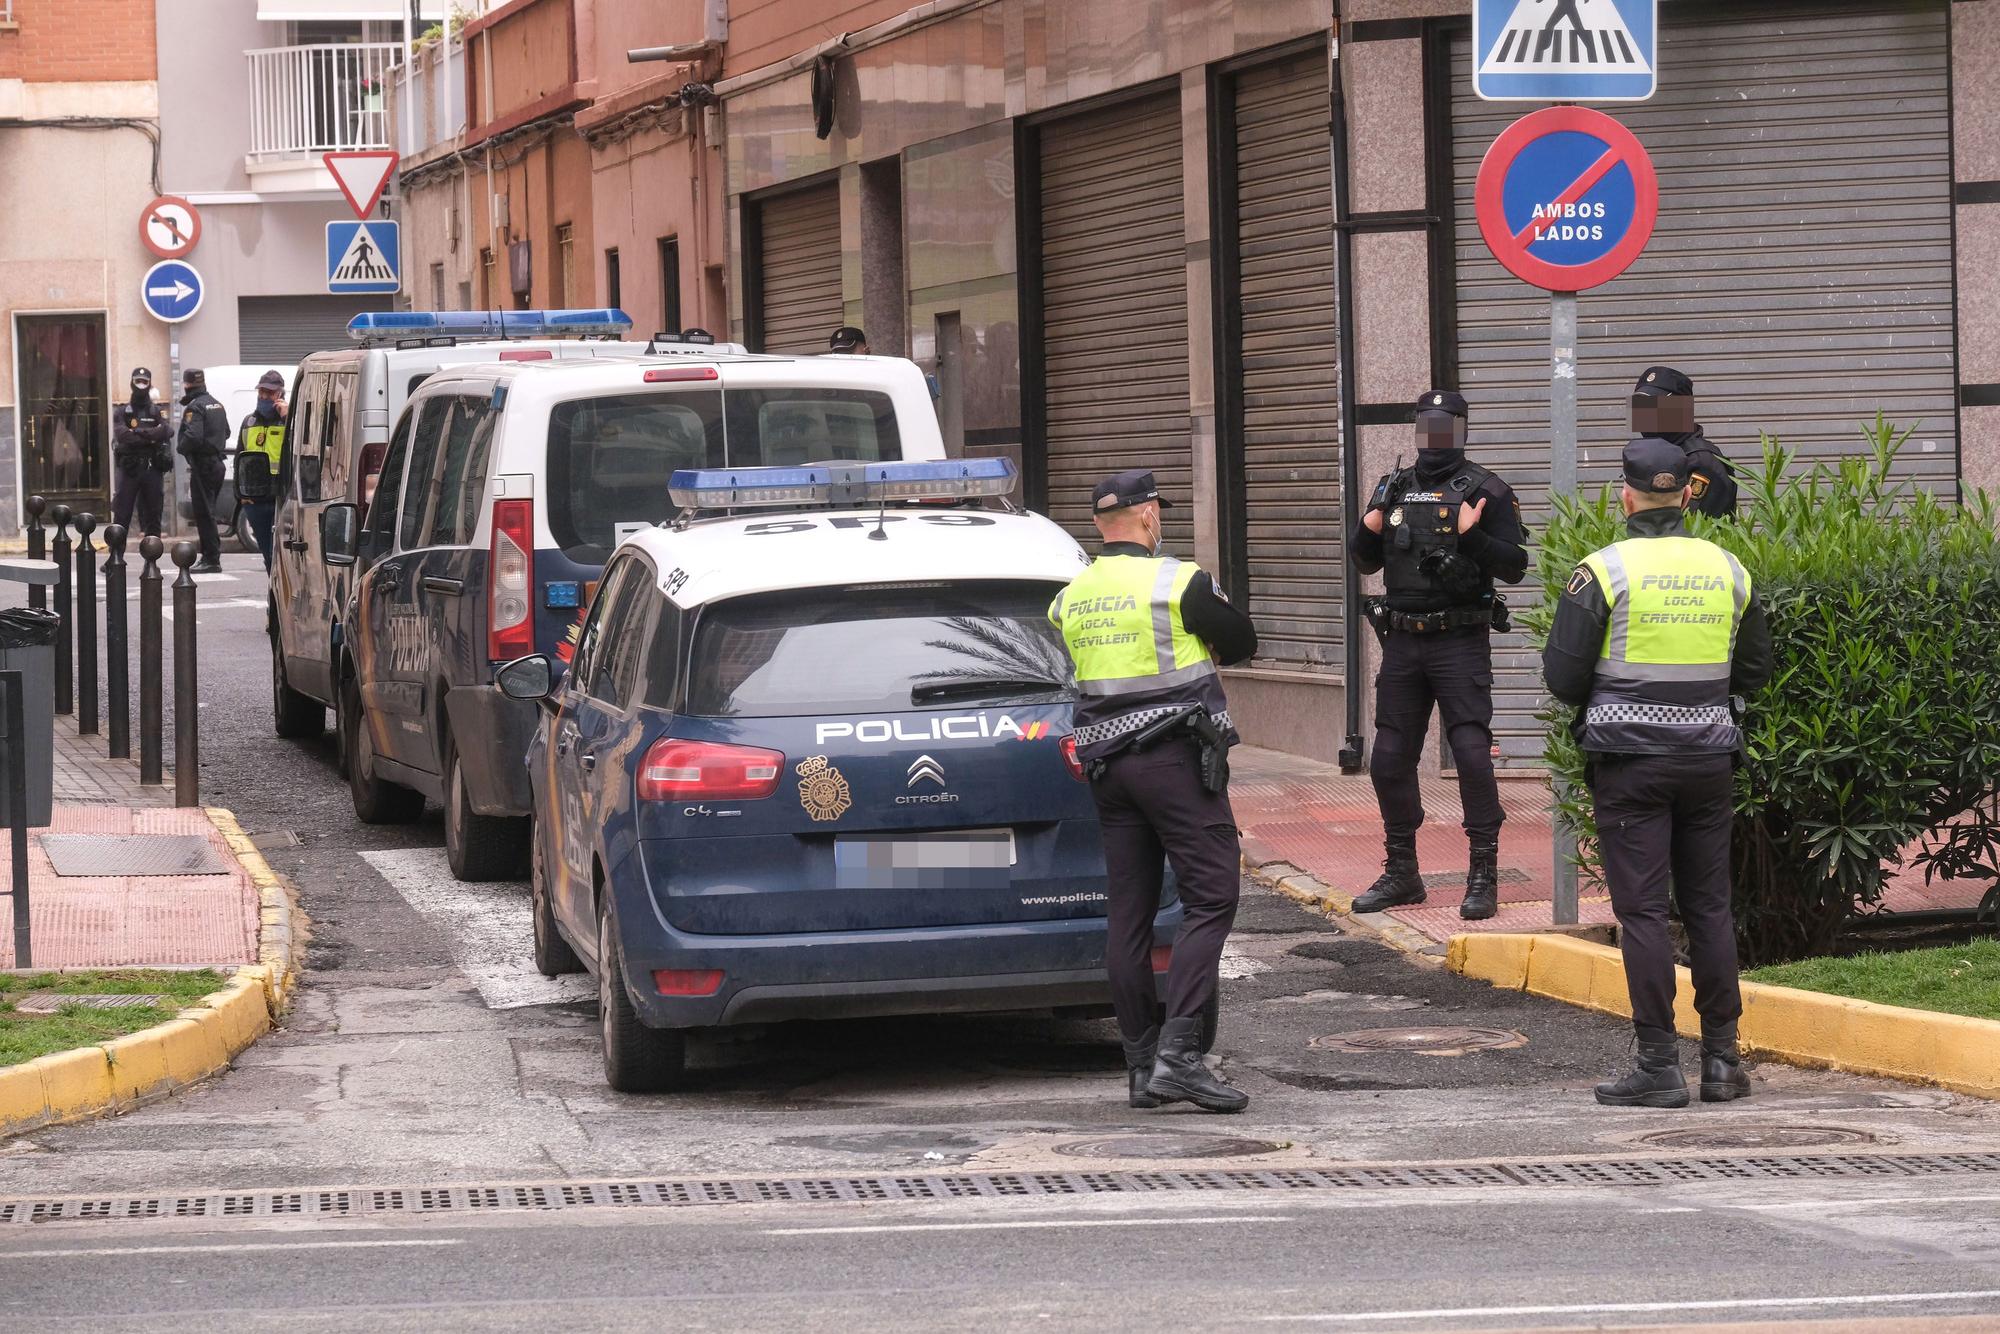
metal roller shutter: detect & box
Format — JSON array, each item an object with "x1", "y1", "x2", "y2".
[
  {"x1": 1447, "y1": 2, "x2": 1956, "y2": 766},
  {"x1": 1039, "y1": 92, "x2": 1191, "y2": 547},
  {"x1": 756, "y1": 182, "x2": 844, "y2": 354},
  {"x1": 238, "y1": 295, "x2": 392, "y2": 364},
  {"x1": 1233, "y1": 48, "x2": 1342, "y2": 672}
]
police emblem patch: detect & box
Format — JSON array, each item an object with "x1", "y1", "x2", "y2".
[
  {"x1": 1388, "y1": 507, "x2": 1403, "y2": 527},
  {"x1": 1567, "y1": 565, "x2": 1594, "y2": 597},
  {"x1": 797, "y1": 755, "x2": 852, "y2": 822},
  {"x1": 1689, "y1": 474, "x2": 1709, "y2": 498},
  {"x1": 1652, "y1": 471, "x2": 1677, "y2": 490}
]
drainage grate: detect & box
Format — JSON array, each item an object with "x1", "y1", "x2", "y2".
[
  {"x1": 4, "y1": 1153, "x2": 1999, "y2": 1226},
  {"x1": 1312, "y1": 1026, "x2": 1528, "y2": 1056},
  {"x1": 11, "y1": 993, "x2": 169, "y2": 1014},
  {"x1": 39, "y1": 835, "x2": 232, "y2": 877}
]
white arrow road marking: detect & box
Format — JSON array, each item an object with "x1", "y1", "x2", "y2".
[
  {"x1": 146, "y1": 281, "x2": 195, "y2": 301},
  {"x1": 360, "y1": 847, "x2": 593, "y2": 1009}
]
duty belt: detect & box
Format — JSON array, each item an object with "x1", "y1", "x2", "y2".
[{"x1": 1387, "y1": 604, "x2": 1492, "y2": 634}]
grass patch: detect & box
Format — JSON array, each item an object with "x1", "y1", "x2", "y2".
[
  {"x1": 1747, "y1": 938, "x2": 2000, "y2": 1022},
  {"x1": 0, "y1": 969, "x2": 228, "y2": 1067}
]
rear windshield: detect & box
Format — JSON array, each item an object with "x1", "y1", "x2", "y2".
[
  {"x1": 686, "y1": 582, "x2": 1071, "y2": 717},
  {"x1": 547, "y1": 387, "x2": 903, "y2": 561}
]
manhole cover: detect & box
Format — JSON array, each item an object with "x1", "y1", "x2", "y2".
[
  {"x1": 12, "y1": 993, "x2": 169, "y2": 1014},
  {"x1": 1636, "y1": 1125, "x2": 1882, "y2": 1152},
  {"x1": 1312, "y1": 1026, "x2": 1528, "y2": 1056},
  {"x1": 39, "y1": 835, "x2": 231, "y2": 877},
  {"x1": 248, "y1": 830, "x2": 300, "y2": 851},
  {"x1": 1053, "y1": 1135, "x2": 1287, "y2": 1160}
]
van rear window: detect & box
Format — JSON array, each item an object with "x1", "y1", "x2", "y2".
[{"x1": 546, "y1": 388, "x2": 902, "y2": 560}]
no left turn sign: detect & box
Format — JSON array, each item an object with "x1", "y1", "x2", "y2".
[
  {"x1": 1474, "y1": 106, "x2": 1658, "y2": 292},
  {"x1": 140, "y1": 195, "x2": 202, "y2": 260}
]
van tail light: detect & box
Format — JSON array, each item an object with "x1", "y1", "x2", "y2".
[
  {"x1": 488, "y1": 498, "x2": 535, "y2": 662},
  {"x1": 357, "y1": 441, "x2": 387, "y2": 519},
  {"x1": 638, "y1": 739, "x2": 783, "y2": 801},
  {"x1": 1150, "y1": 946, "x2": 1172, "y2": 973},
  {"x1": 643, "y1": 365, "x2": 719, "y2": 382},
  {"x1": 1060, "y1": 734, "x2": 1085, "y2": 781},
  {"x1": 653, "y1": 968, "x2": 724, "y2": 997},
  {"x1": 499, "y1": 348, "x2": 554, "y2": 361}
]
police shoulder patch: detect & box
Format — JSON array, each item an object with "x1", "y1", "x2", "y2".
[
  {"x1": 1566, "y1": 565, "x2": 1594, "y2": 597},
  {"x1": 1689, "y1": 474, "x2": 1710, "y2": 499}
]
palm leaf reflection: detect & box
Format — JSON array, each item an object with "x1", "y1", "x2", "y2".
[{"x1": 914, "y1": 615, "x2": 1075, "y2": 695}]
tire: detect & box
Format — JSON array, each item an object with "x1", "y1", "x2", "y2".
[
  {"x1": 443, "y1": 739, "x2": 531, "y2": 881},
  {"x1": 531, "y1": 823, "x2": 583, "y2": 977},
  {"x1": 233, "y1": 507, "x2": 256, "y2": 554},
  {"x1": 271, "y1": 640, "x2": 324, "y2": 739},
  {"x1": 598, "y1": 900, "x2": 686, "y2": 1093},
  {"x1": 344, "y1": 675, "x2": 424, "y2": 825}
]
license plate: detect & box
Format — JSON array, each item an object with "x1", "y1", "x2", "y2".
[{"x1": 834, "y1": 829, "x2": 1017, "y2": 888}]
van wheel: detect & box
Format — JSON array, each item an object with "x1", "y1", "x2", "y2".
[
  {"x1": 599, "y1": 902, "x2": 686, "y2": 1093},
  {"x1": 345, "y1": 676, "x2": 423, "y2": 824},
  {"x1": 531, "y1": 825, "x2": 583, "y2": 977},
  {"x1": 271, "y1": 644, "x2": 324, "y2": 739},
  {"x1": 444, "y1": 740, "x2": 530, "y2": 881}
]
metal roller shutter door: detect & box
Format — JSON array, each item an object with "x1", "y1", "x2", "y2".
[
  {"x1": 1039, "y1": 93, "x2": 1191, "y2": 547},
  {"x1": 756, "y1": 182, "x2": 844, "y2": 354},
  {"x1": 1233, "y1": 49, "x2": 1342, "y2": 672},
  {"x1": 1448, "y1": 3, "x2": 1956, "y2": 766},
  {"x1": 238, "y1": 295, "x2": 392, "y2": 364}
]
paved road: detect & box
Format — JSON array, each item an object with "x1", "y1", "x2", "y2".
[{"x1": 6, "y1": 557, "x2": 1999, "y2": 1330}]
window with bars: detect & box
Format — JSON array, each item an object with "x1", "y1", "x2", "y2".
[
  {"x1": 605, "y1": 248, "x2": 621, "y2": 311},
  {"x1": 556, "y1": 223, "x2": 574, "y2": 308}
]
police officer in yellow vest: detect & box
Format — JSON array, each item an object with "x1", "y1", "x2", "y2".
[
  {"x1": 1051, "y1": 469, "x2": 1258, "y2": 1113},
  {"x1": 1543, "y1": 439, "x2": 1772, "y2": 1109},
  {"x1": 235, "y1": 369, "x2": 287, "y2": 570}
]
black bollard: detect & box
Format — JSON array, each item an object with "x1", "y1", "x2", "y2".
[
  {"x1": 139, "y1": 535, "x2": 164, "y2": 787},
  {"x1": 24, "y1": 496, "x2": 46, "y2": 612},
  {"x1": 171, "y1": 540, "x2": 198, "y2": 808},
  {"x1": 104, "y1": 524, "x2": 130, "y2": 760},
  {"x1": 50, "y1": 504, "x2": 71, "y2": 715},
  {"x1": 74, "y1": 512, "x2": 98, "y2": 736}
]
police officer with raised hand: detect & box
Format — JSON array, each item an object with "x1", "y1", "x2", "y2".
[
  {"x1": 176, "y1": 368, "x2": 232, "y2": 573},
  {"x1": 1631, "y1": 365, "x2": 1736, "y2": 518},
  {"x1": 1543, "y1": 439, "x2": 1772, "y2": 1108},
  {"x1": 111, "y1": 367, "x2": 170, "y2": 537},
  {"x1": 1050, "y1": 469, "x2": 1257, "y2": 1113},
  {"x1": 234, "y1": 370, "x2": 287, "y2": 569},
  {"x1": 1349, "y1": 391, "x2": 1528, "y2": 922}
]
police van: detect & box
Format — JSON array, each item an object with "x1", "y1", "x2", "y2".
[
  {"x1": 490, "y1": 460, "x2": 1183, "y2": 1092},
  {"x1": 321, "y1": 345, "x2": 944, "y2": 882}
]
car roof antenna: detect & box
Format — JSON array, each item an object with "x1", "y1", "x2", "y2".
[{"x1": 868, "y1": 492, "x2": 890, "y2": 541}]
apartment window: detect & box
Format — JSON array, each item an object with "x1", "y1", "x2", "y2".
[
  {"x1": 479, "y1": 248, "x2": 496, "y2": 310},
  {"x1": 431, "y1": 263, "x2": 445, "y2": 310},
  {"x1": 605, "y1": 248, "x2": 622, "y2": 311},
  {"x1": 457, "y1": 281, "x2": 472, "y2": 312},
  {"x1": 556, "y1": 223, "x2": 574, "y2": 308},
  {"x1": 659, "y1": 236, "x2": 682, "y2": 333}
]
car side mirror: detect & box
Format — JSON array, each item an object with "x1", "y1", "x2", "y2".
[
  {"x1": 320, "y1": 503, "x2": 359, "y2": 566},
  {"x1": 495, "y1": 654, "x2": 553, "y2": 701}
]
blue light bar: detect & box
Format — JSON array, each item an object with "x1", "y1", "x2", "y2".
[
  {"x1": 346, "y1": 309, "x2": 634, "y2": 341},
  {"x1": 668, "y1": 458, "x2": 1018, "y2": 510}
]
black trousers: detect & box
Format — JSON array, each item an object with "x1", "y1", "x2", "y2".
[
  {"x1": 1090, "y1": 739, "x2": 1242, "y2": 1043},
  {"x1": 1590, "y1": 752, "x2": 1742, "y2": 1041},
  {"x1": 187, "y1": 457, "x2": 225, "y2": 564},
  {"x1": 110, "y1": 459, "x2": 163, "y2": 537},
  {"x1": 1369, "y1": 626, "x2": 1503, "y2": 843}
]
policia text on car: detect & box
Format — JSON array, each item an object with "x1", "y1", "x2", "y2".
[
  {"x1": 1050, "y1": 469, "x2": 1258, "y2": 1113},
  {"x1": 1543, "y1": 438, "x2": 1773, "y2": 1109},
  {"x1": 1347, "y1": 391, "x2": 1529, "y2": 922}
]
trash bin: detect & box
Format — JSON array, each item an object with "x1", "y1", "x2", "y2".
[{"x1": 0, "y1": 606, "x2": 57, "y2": 828}]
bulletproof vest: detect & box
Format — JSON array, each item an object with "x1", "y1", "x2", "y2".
[
  {"x1": 1378, "y1": 459, "x2": 1494, "y2": 604},
  {"x1": 116, "y1": 398, "x2": 161, "y2": 456},
  {"x1": 237, "y1": 421, "x2": 284, "y2": 500}
]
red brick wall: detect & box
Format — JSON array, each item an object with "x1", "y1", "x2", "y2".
[{"x1": 0, "y1": 0, "x2": 159, "y2": 84}]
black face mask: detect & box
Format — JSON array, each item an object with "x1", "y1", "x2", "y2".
[
  {"x1": 131, "y1": 386, "x2": 152, "y2": 411},
  {"x1": 1414, "y1": 446, "x2": 1466, "y2": 483}
]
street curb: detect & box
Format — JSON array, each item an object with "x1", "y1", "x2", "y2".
[
  {"x1": 1447, "y1": 932, "x2": 2000, "y2": 1100},
  {"x1": 0, "y1": 805, "x2": 303, "y2": 1136},
  {"x1": 1243, "y1": 856, "x2": 1451, "y2": 962}
]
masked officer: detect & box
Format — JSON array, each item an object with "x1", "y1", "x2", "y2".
[
  {"x1": 234, "y1": 370, "x2": 287, "y2": 569},
  {"x1": 111, "y1": 367, "x2": 170, "y2": 537},
  {"x1": 177, "y1": 368, "x2": 232, "y2": 573},
  {"x1": 1050, "y1": 469, "x2": 1258, "y2": 1113},
  {"x1": 1348, "y1": 391, "x2": 1529, "y2": 921},
  {"x1": 1543, "y1": 439, "x2": 1773, "y2": 1108},
  {"x1": 1631, "y1": 366, "x2": 1736, "y2": 518}
]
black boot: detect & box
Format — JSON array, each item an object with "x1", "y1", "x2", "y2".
[
  {"x1": 1122, "y1": 1028, "x2": 1162, "y2": 1109},
  {"x1": 1594, "y1": 1037, "x2": 1690, "y2": 1108},
  {"x1": 1146, "y1": 1017, "x2": 1248, "y2": 1113},
  {"x1": 1700, "y1": 1023, "x2": 1753, "y2": 1103},
  {"x1": 1460, "y1": 838, "x2": 1500, "y2": 921},
  {"x1": 1352, "y1": 835, "x2": 1425, "y2": 913}
]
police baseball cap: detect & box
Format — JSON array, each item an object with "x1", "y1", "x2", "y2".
[
  {"x1": 130, "y1": 367, "x2": 153, "y2": 386},
  {"x1": 182, "y1": 368, "x2": 205, "y2": 387},
  {"x1": 828, "y1": 325, "x2": 868, "y2": 352},
  {"x1": 1633, "y1": 365, "x2": 1694, "y2": 398},
  {"x1": 1623, "y1": 437, "x2": 1691, "y2": 493},
  {"x1": 1414, "y1": 389, "x2": 1468, "y2": 420},
  {"x1": 257, "y1": 370, "x2": 285, "y2": 391},
  {"x1": 1092, "y1": 468, "x2": 1174, "y2": 513}
]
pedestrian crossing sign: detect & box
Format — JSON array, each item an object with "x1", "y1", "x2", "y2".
[
  {"x1": 326, "y1": 220, "x2": 401, "y2": 294},
  {"x1": 1474, "y1": 0, "x2": 1657, "y2": 103}
]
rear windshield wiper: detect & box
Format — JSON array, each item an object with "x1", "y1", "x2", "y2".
[{"x1": 911, "y1": 676, "x2": 1071, "y2": 704}]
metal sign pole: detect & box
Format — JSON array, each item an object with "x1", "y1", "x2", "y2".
[{"x1": 1550, "y1": 289, "x2": 1580, "y2": 927}]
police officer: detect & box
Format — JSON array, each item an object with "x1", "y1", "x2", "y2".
[
  {"x1": 1542, "y1": 439, "x2": 1773, "y2": 1108},
  {"x1": 827, "y1": 325, "x2": 870, "y2": 354},
  {"x1": 176, "y1": 368, "x2": 232, "y2": 573},
  {"x1": 234, "y1": 370, "x2": 287, "y2": 570},
  {"x1": 1050, "y1": 469, "x2": 1258, "y2": 1113},
  {"x1": 111, "y1": 367, "x2": 170, "y2": 537},
  {"x1": 1348, "y1": 391, "x2": 1529, "y2": 921},
  {"x1": 1631, "y1": 365, "x2": 1736, "y2": 518}
]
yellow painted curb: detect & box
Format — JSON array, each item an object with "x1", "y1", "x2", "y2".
[{"x1": 1449, "y1": 932, "x2": 2000, "y2": 1099}]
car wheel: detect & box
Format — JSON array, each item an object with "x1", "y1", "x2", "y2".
[
  {"x1": 233, "y1": 507, "x2": 257, "y2": 554},
  {"x1": 443, "y1": 739, "x2": 530, "y2": 881},
  {"x1": 271, "y1": 640, "x2": 324, "y2": 739},
  {"x1": 531, "y1": 824, "x2": 583, "y2": 977},
  {"x1": 345, "y1": 675, "x2": 423, "y2": 824},
  {"x1": 598, "y1": 900, "x2": 686, "y2": 1093}
]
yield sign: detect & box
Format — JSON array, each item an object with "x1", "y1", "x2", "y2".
[
  {"x1": 1473, "y1": 106, "x2": 1659, "y2": 292},
  {"x1": 324, "y1": 150, "x2": 400, "y2": 219}
]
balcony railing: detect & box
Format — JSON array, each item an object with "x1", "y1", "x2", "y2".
[{"x1": 247, "y1": 42, "x2": 403, "y2": 161}]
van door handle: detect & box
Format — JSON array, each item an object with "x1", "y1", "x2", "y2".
[
  {"x1": 283, "y1": 537, "x2": 309, "y2": 552},
  {"x1": 578, "y1": 752, "x2": 597, "y2": 774},
  {"x1": 422, "y1": 576, "x2": 465, "y2": 596}
]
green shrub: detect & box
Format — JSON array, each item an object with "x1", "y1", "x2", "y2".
[{"x1": 1526, "y1": 417, "x2": 2000, "y2": 965}]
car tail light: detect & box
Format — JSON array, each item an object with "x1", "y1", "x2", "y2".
[
  {"x1": 357, "y1": 441, "x2": 387, "y2": 518},
  {"x1": 638, "y1": 738, "x2": 783, "y2": 801},
  {"x1": 1060, "y1": 734, "x2": 1085, "y2": 781},
  {"x1": 653, "y1": 968, "x2": 724, "y2": 997},
  {"x1": 1150, "y1": 946, "x2": 1172, "y2": 973},
  {"x1": 643, "y1": 365, "x2": 720, "y2": 382},
  {"x1": 488, "y1": 498, "x2": 534, "y2": 661},
  {"x1": 499, "y1": 348, "x2": 554, "y2": 361}
]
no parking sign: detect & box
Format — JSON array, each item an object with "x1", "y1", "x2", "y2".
[{"x1": 1474, "y1": 105, "x2": 1658, "y2": 293}]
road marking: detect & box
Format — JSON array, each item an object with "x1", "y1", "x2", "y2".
[
  {"x1": 765, "y1": 1215, "x2": 1293, "y2": 1236},
  {"x1": 360, "y1": 848, "x2": 593, "y2": 1010},
  {"x1": 0, "y1": 1239, "x2": 461, "y2": 1260},
  {"x1": 1255, "y1": 1290, "x2": 2000, "y2": 1324}
]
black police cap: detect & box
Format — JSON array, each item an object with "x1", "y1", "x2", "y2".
[
  {"x1": 130, "y1": 367, "x2": 153, "y2": 384},
  {"x1": 1092, "y1": 468, "x2": 1174, "y2": 513},
  {"x1": 1633, "y1": 365, "x2": 1694, "y2": 398},
  {"x1": 1623, "y1": 437, "x2": 1691, "y2": 493},
  {"x1": 1414, "y1": 389, "x2": 1468, "y2": 420},
  {"x1": 828, "y1": 325, "x2": 868, "y2": 351}
]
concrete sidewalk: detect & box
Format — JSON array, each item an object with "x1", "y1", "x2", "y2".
[{"x1": 1231, "y1": 745, "x2": 1991, "y2": 948}]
